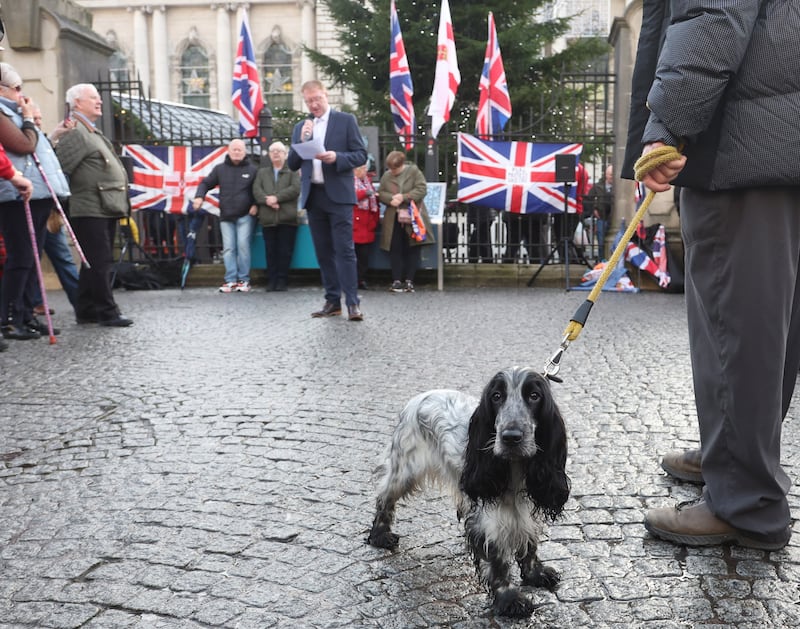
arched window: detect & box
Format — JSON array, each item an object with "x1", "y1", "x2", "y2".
[
  {"x1": 106, "y1": 30, "x2": 131, "y2": 83},
  {"x1": 263, "y1": 26, "x2": 294, "y2": 110},
  {"x1": 179, "y1": 45, "x2": 210, "y2": 108}
]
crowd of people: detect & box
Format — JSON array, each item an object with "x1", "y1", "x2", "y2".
[
  {"x1": 4, "y1": 4, "x2": 798, "y2": 556},
  {"x1": 0, "y1": 72, "x2": 435, "y2": 349}
]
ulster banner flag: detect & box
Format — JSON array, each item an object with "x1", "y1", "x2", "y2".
[
  {"x1": 122, "y1": 145, "x2": 227, "y2": 216},
  {"x1": 429, "y1": 0, "x2": 460, "y2": 139},
  {"x1": 457, "y1": 133, "x2": 583, "y2": 214}
]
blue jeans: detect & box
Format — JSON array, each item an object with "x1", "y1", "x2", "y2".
[
  {"x1": 29, "y1": 226, "x2": 79, "y2": 309},
  {"x1": 219, "y1": 214, "x2": 255, "y2": 283}
]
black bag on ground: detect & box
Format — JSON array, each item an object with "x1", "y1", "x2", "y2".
[{"x1": 112, "y1": 262, "x2": 166, "y2": 290}]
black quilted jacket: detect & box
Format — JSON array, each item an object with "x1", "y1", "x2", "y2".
[{"x1": 624, "y1": 0, "x2": 800, "y2": 191}]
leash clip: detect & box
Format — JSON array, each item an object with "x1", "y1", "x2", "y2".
[{"x1": 542, "y1": 335, "x2": 570, "y2": 383}]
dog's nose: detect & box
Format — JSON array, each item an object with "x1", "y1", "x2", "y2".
[{"x1": 500, "y1": 428, "x2": 523, "y2": 445}]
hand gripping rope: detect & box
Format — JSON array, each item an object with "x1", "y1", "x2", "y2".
[{"x1": 542, "y1": 145, "x2": 683, "y2": 382}]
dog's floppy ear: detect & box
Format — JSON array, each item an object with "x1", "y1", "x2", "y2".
[
  {"x1": 525, "y1": 376, "x2": 570, "y2": 520},
  {"x1": 460, "y1": 376, "x2": 510, "y2": 502}
]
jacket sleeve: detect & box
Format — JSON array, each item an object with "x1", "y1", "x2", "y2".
[
  {"x1": 252, "y1": 168, "x2": 269, "y2": 203},
  {"x1": 334, "y1": 113, "x2": 368, "y2": 173},
  {"x1": 377, "y1": 172, "x2": 395, "y2": 205},
  {"x1": 286, "y1": 122, "x2": 303, "y2": 171},
  {"x1": 643, "y1": 0, "x2": 762, "y2": 146},
  {"x1": 0, "y1": 144, "x2": 15, "y2": 179},
  {"x1": 0, "y1": 114, "x2": 37, "y2": 155},
  {"x1": 53, "y1": 129, "x2": 89, "y2": 175},
  {"x1": 195, "y1": 166, "x2": 219, "y2": 199},
  {"x1": 277, "y1": 171, "x2": 301, "y2": 203},
  {"x1": 407, "y1": 166, "x2": 428, "y2": 203}
]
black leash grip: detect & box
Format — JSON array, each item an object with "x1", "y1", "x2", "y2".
[{"x1": 570, "y1": 299, "x2": 594, "y2": 327}]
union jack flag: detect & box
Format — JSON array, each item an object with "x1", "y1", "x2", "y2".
[
  {"x1": 456, "y1": 133, "x2": 583, "y2": 214},
  {"x1": 475, "y1": 12, "x2": 511, "y2": 138},
  {"x1": 390, "y1": 0, "x2": 415, "y2": 150},
  {"x1": 232, "y1": 10, "x2": 264, "y2": 138},
  {"x1": 121, "y1": 145, "x2": 227, "y2": 216}
]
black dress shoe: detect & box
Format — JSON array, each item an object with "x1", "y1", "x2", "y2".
[
  {"x1": 347, "y1": 304, "x2": 364, "y2": 321},
  {"x1": 2, "y1": 324, "x2": 40, "y2": 340},
  {"x1": 25, "y1": 318, "x2": 60, "y2": 336},
  {"x1": 98, "y1": 317, "x2": 134, "y2": 327},
  {"x1": 311, "y1": 302, "x2": 342, "y2": 318},
  {"x1": 76, "y1": 317, "x2": 98, "y2": 324}
]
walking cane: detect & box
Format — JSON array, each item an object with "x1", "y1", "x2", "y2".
[
  {"x1": 30, "y1": 152, "x2": 91, "y2": 269},
  {"x1": 24, "y1": 199, "x2": 56, "y2": 344}
]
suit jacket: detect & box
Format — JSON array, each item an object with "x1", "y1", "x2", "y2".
[{"x1": 287, "y1": 109, "x2": 367, "y2": 208}]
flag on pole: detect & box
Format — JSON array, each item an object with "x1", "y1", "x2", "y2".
[
  {"x1": 475, "y1": 12, "x2": 511, "y2": 138},
  {"x1": 232, "y1": 11, "x2": 264, "y2": 138},
  {"x1": 429, "y1": 0, "x2": 460, "y2": 139},
  {"x1": 390, "y1": 0, "x2": 415, "y2": 150}
]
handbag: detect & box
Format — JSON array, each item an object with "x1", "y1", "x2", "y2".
[{"x1": 396, "y1": 208, "x2": 412, "y2": 224}]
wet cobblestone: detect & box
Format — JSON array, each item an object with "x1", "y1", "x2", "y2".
[{"x1": 1, "y1": 285, "x2": 798, "y2": 628}]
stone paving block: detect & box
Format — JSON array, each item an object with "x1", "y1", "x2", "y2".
[{"x1": 2, "y1": 288, "x2": 800, "y2": 627}]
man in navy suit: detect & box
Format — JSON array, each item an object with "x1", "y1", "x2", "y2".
[{"x1": 287, "y1": 80, "x2": 367, "y2": 321}]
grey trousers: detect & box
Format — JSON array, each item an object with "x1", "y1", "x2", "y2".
[{"x1": 682, "y1": 187, "x2": 798, "y2": 538}]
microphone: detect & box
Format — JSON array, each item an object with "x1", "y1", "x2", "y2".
[{"x1": 301, "y1": 114, "x2": 314, "y2": 142}]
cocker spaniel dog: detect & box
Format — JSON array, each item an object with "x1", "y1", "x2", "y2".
[{"x1": 367, "y1": 367, "x2": 570, "y2": 618}]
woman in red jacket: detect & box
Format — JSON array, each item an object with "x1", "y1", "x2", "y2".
[{"x1": 352, "y1": 163, "x2": 379, "y2": 290}]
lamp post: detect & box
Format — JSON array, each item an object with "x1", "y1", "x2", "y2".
[{"x1": 258, "y1": 104, "x2": 273, "y2": 157}]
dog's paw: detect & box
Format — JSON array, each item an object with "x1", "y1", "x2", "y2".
[
  {"x1": 366, "y1": 530, "x2": 399, "y2": 550},
  {"x1": 522, "y1": 563, "x2": 560, "y2": 590},
  {"x1": 493, "y1": 588, "x2": 535, "y2": 618}
]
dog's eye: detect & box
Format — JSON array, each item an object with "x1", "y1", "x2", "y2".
[
  {"x1": 491, "y1": 391, "x2": 503, "y2": 403},
  {"x1": 528, "y1": 391, "x2": 541, "y2": 402}
]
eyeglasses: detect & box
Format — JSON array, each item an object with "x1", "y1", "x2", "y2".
[{"x1": 0, "y1": 84, "x2": 21, "y2": 92}]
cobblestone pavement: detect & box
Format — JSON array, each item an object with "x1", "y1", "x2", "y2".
[{"x1": 1, "y1": 285, "x2": 799, "y2": 629}]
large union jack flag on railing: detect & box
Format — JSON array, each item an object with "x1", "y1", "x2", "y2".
[
  {"x1": 456, "y1": 133, "x2": 583, "y2": 214},
  {"x1": 122, "y1": 145, "x2": 227, "y2": 216},
  {"x1": 390, "y1": 0, "x2": 415, "y2": 149},
  {"x1": 232, "y1": 10, "x2": 264, "y2": 138}
]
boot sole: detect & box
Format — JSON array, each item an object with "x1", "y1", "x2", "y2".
[{"x1": 644, "y1": 521, "x2": 790, "y2": 550}]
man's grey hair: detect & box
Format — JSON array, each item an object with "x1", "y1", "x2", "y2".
[{"x1": 65, "y1": 83, "x2": 97, "y2": 107}]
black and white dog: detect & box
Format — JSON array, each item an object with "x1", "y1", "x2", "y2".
[{"x1": 367, "y1": 367, "x2": 570, "y2": 618}]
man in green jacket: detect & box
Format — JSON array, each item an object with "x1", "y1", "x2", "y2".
[{"x1": 54, "y1": 83, "x2": 133, "y2": 327}]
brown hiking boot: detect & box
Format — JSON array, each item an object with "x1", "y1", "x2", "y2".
[
  {"x1": 645, "y1": 498, "x2": 791, "y2": 550},
  {"x1": 660, "y1": 449, "x2": 703, "y2": 484}
]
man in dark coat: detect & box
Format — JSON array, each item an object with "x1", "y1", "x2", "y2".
[
  {"x1": 193, "y1": 139, "x2": 257, "y2": 293},
  {"x1": 287, "y1": 80, "x2": 367, "y2": 321},
  {"x1": 624, "y1": 0, "x2": 800, "y2": 550}
]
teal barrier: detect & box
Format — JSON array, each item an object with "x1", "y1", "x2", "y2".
[{"x1": 251, "y1": 223, "x2": 439, "y2": 271}]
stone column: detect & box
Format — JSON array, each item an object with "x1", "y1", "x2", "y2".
[
  {"x1": 152, "y1": 6, "x2": 169, "y2": 100},
  {"x1": 131, "y1": 6, "x2": 151, "y2": 95},
  {"x1": 215, "y1": 3, "x2": 233, "y2": 115},
  {"x1": 299, "y1": 0, "x2": 316, "y2": 87}
]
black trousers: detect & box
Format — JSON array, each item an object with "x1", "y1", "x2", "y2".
[
  {"x1": 262, "y1": 224, "x2": 298, "y2": 289},
  {"x1": 71, "y1": 216, "x2": 121, "y2": 321},
  {"x1": 0, "y1": 198, "x2": 51, "y2": 326},
  {"x1": 389, "y1": 219, "x2": 418, "y2": 283}
]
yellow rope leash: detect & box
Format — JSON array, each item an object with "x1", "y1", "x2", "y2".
[{"x1": 542, "y1": 145, "x2": 683, "y2": 381}]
